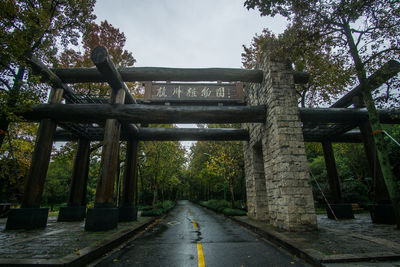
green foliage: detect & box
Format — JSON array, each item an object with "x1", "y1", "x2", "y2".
[
  {"x1": 341, "y1": 179, "x2": 370, "y2": 205},
  {"x1": 308, "y1": 144, "x2": 370, "y2": 205},
  {"x1": 42, "y1": 144, "x2": 74, "y2": 210},
  {"x1": 242, "y1": 26, "x2": 354, "y2": 107},
  {"x1": 222, "y1": 208, "x2": 247, "y2": 216},
  {"x1": 140, "y1": 201, "x2": 176, "y2": 217},
  {"x1": 0, "y1": 0, "x2": 97, "y2": 147},
  {"x1": 245, "y1": 1, "x2": 400, "y2": 104},
  {"x1": 0, "y1": 122, "x2": 37, "y2": 202},
  {"x1": 138, "y1": 132, "x2": 186, "y2": 206},
  {"x1": 199, "y1": 199, "x2": 246, "y2": 216},
  {"x1": 186, "y1": 128, "x2": 246, "y2": 204}
]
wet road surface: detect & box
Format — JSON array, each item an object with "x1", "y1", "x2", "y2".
[{"x1": 94, "y1": 200, "x2": 309, "y2": 267}]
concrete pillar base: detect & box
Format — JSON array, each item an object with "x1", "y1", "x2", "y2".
[
  {"x1": 326, "y1": 203, "x2": 354, "y2": 219},
  {"x1": 85, "y1": 206, "x2": 118, "y2": 231},
  {"x1": 118, "y1": 205, "x2": 138, "y2": 222},
  {"x1": 5, "y1": 208, "x2": 49, "y2": 230},
  {"x1": 58, "y1": 205, "x2": 86, "y2": 222}
]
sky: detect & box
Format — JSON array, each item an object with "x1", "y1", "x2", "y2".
[
  {"x1": 94, "y1": 0, "x2": 287, "y2": 150},
  {"x1": 94, "y1": 0, "x2": 287, "y2": 68}
]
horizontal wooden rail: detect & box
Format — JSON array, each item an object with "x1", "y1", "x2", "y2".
[
  {"x1": 299, "y1": 108, "x2": 400, "y2": 124},
  {"x1": 52, "y1": 67, "x2": 309, "y2": 84},
  {"x1": 138, "y1": 127, "x2": 248, "y2": 141},
  {"x1": 54, "y1": 128, "x2": 249, "y2": 141},
  {"x1": 23, "y1": 104, "x2": 267, "y2": 124},
  {"x1": 303, "y1": 132, "x2": 362, "y2": 143}
]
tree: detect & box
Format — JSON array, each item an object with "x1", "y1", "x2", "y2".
[
  {"x1": 0, "y1": 0, "x2": 96, "y2": 148},
  {"x1": 242, "y1": 26, "x2": 354, "y2": 107},
  {"x1": 138, "y1": 125, "x2": 186, "y2": 207},
  {"x1": 205, "y1": 144, "x2": 242, "y2": 208},
  {"x1": 0, "y1": 122, "x2": 37, "y2": 203},
  {"x1": 43, "y1": 153, "x2": 73, "y2": 211},
  {"x1": 245, "y1": 0, "x2": 400, "y2": 227},
  {"x1": 57, "y1": 20, "x2": 137, "y2": 96},
  {"x1": 186, "y1": 124, "x2": 245, "y2": 206}
]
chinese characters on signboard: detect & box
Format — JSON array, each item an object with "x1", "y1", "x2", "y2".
[{"x1": 144, "y1": 83, "x2": 243, "y2": 101}]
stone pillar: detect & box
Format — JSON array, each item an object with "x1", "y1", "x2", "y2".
[
  {"x1": 243, "y1": 141, "x2": 268, "y2": 221},
  {"x1": 85, "y1": 88, "x2": 125, "y2": 231},
  {"x1": 6, "y1": 88, "x2": 64, "y2": 230},
  {"x1": 119, "y1": 138, "x2": 139, "y2": 222},
  {"x1": 243, "y1": 54, "x2": 317, "y2": 231},
  {"x1": 58, "y1": 138, "x2": 90, "y2": 221}
]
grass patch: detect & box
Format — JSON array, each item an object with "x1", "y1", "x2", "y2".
[{"x1": 199, "y1": 199, "x2": 247, "y2": 216}]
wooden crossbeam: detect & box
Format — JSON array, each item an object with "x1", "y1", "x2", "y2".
[
  {"x1": 52, "y1": 67, "x2": 309, "y2": 84},
  {"x1": 22, "y1": 104, "x2": 267, "y2": 124},
  {"x1": 299, "y1": 108, "x2": 400, "y2": 124},
  {"x1": 55, "y1": 127, "x2": 249, "y2": 141},
  {"x1": 303, "y1": 132, "x2": 362, "y2": 143},
  {"x1": 22, "y1": 105, "x2": 400, "y2": 125}
]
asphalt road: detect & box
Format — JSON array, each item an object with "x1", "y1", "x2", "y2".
[{"x1": 94, "y1": 200, "x2": 309, "y2": 267}]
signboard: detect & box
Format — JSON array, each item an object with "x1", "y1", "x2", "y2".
[{"x1": 144, "y1": 82, "x2": 243, "y2": 101}]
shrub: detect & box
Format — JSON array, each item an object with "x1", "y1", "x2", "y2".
[
  {"x1": 341, "y1": 179, "x2": 369, "y2": 204},
  {"x1": 140, "y1": 201, "x2": 176, "y2": 217},
  {"x1": 222, "y1": 208, "x2": 247, "y2": 216}
]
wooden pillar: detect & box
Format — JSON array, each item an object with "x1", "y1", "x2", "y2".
[
  {"x1": 322, "y1": 142, "x2": 354, "y2": 219},
  {"x1": 85, "y1": 89, "x2": 125, "y2": 231},
  {"x1": 58, "y1": 138, "x2": 90, "y2": 221},
  {"x1": 353, "y1": 96, "x2": 393, "y2": 224},
  {"x1": 119, "y1": 138, "x2": 139, "y2": 221},
  {"x1": 321, "y1": 142, "x2": 342, "y2": 203},
  {"x1": 6, "y1": 88, "x2": 63, "y2": 230}
]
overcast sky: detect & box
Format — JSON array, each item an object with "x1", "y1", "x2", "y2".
[
  {"x1": 94, "y1": 0, "x2": 287, "y2": 68},
  {"x1": 94, "y1": 0, "x2": 287, "y2": 150}
]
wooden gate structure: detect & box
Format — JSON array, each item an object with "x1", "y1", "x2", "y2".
[{"x1": 4, "y1": 46, "x2": 400, "y2": 231}]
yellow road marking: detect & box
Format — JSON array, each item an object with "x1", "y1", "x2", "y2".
[
  {"x1": 193, "y1": 219, "x2": 197, "y2": 228},
  {"x1": 197, "y1": 243, "x2": 205, "y2": 267}
]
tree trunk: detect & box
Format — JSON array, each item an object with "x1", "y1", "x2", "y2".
[
  {"x1": 115, "y1": 152, "x2": 121, "y2": 207},
  {"x1": 0, "y1": 67, "x2": 25, "y2": 149},
  {"x1": 343, "y1": 21, "x2": 400, "y2": 228},
  {"x1": 152, "y1": 180, "x2": 157, "y2": 209},
  {"x1": 229, "y1": 181, "x2": 235, "y2": 209}
]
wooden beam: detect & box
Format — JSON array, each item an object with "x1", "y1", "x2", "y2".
[
  {"x1": 121, "y1": 138, "x2": 138, "y2": 206},
  {"x1": 95, "y1": 89, "x2": 125, "y2": 205},
  {"x1": 138, "y1": 128, "x2": 249, "y2": 141},
  {"x1": 91, "y1": 46, "x2": 136, "y2": 104},
  {"x1": 304, "y1": 132, "x2": 363, "y2": 143},
  {"x1": 21, "y1": 88, "x2": 64, "y2": 208},
  {"x1": 322, "y1": 142, "x2": 342, "y2": 202},
  {"x1": 52, "y1": 67, "x2": 309, "y2": 84},
  {"x1": 23, "y1": 104, "x2": 267, "y2": 124},
  {"x1": 27, "y1": 56, "x2": 78, "y2": 103},
  {"x1": 54, "y1": 127, "x2": 250, "y2": 141},
  {"x1": 331, "y1": 60, "x2": 400, "y2": 108},
  {"x1": 299, "y1": 108, "x2": 400, "y2": 123}
]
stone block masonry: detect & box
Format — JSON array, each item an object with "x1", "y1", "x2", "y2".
[{"x1": 243, "y1": 54, "x2": 317, "y2": 231}]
